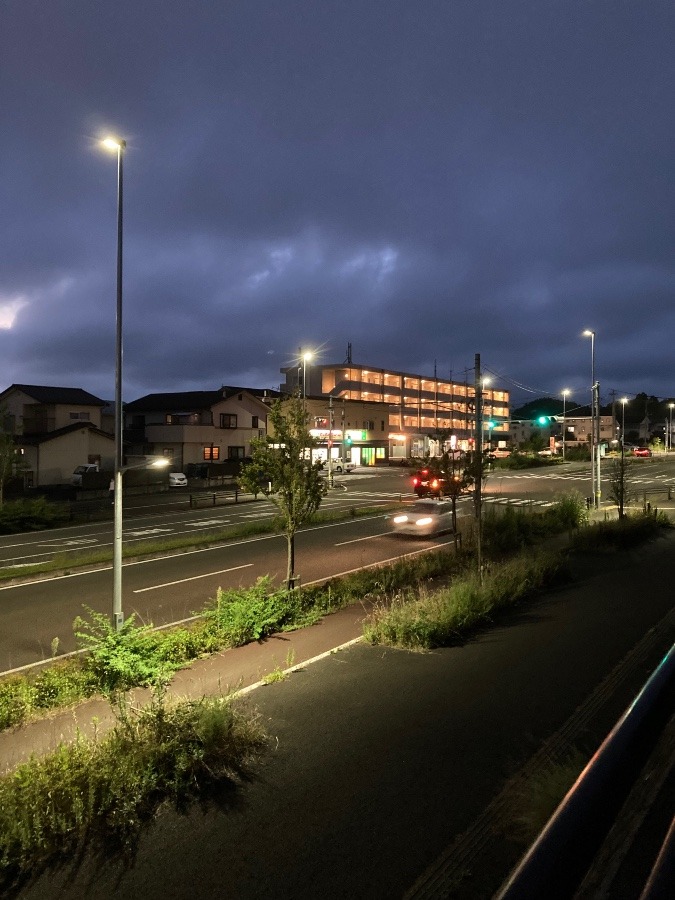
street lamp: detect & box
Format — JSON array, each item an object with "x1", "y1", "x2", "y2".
[
  {"x1": 582, "y1": 330, "x2": 600, "y2": 508},
  {"x1": 669, "y1": 403, "x2": 674, "y2": 452},
  {"x1": 620, "y1": 397, "x2": 629, "y2": 448},
  {"x1": 561, "y1": 389, "x2": 570, "y2": 460},
  {"x1": 302, "y1": 351, "x2": 312, "y2": 399},
  {"x1": 101, "y1": 136, "x2": 126, "y2": 630}
]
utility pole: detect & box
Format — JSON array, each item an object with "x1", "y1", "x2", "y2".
[
  {"x1": 328, "y1": 395, "x2": 334, "y2": 486},
  {"x1": 474, "y1": 353, "x2": 483, "y2": 580}
]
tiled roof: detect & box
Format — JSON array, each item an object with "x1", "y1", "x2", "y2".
[
  {"x1": 3, "y1": 384, "x2": 106, "y2": 407},
  {"x1": 17, "y1": 421, "x2": 114, "y2": 445},
  {"x1": 125, "y1": 391, "x2": 223, "y2": 412}
]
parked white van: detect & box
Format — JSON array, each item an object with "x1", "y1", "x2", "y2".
[{"x1": 71, "y1": 464, "x2": 100, "y2": 485}]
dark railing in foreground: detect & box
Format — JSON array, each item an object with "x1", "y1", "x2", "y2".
[{"x1": 495, "y1": 642, "x2": 675, "y2": 900}]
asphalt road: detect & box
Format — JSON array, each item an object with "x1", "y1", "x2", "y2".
[
  {"x1": 13, "y1": 528, "x2": 675, "y2": 900},
  {"x1": 2, "y1": 460, "x2": 673, "y2": 672}
]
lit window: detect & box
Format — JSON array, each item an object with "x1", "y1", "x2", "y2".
[{"x1": 203, "y1": 446, "x2": 220, "y2": 461}]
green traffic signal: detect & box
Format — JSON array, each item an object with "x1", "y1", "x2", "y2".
[{"x1": 537, "y1": 416, "x2": 549, "y2": 425}]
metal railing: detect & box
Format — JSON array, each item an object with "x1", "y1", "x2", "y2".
[{"x1": 495, "y1": 642, "x2": 675, "y2": 899}]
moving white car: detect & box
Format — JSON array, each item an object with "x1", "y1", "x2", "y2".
[
  {"x1": 168, "y1": 472, "x2": 188, "y2": 487},
  {"x1": 388, "y1": 499, "x2": 455, "y2": 537}
]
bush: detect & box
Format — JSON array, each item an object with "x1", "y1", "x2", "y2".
[
  {"x1": 482, "y1": 493, "x2": 587, "y2": 556},
  {"x1": 363, "y1": 550, "x2": 563, "y2": 650},
  {"x1": 74, "y1": 607, "x2": 171, "y2": 693},
  {"x1": 0, "y1": 692, "x2": 266, "y2": 887},
  {"x1": 0, "y1": 498, "x2": 69, "y2": 534},
  {"x1": 570, "y1": 510, "x2": 671, "y2": 552}
]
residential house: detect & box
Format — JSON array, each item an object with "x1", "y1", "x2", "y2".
[
  {"x1": 0, "y1": 384, "x2": 114, "y2": 486},
  {"x1": 124, "y1": 386, "x2": 275, "y2": 470}
]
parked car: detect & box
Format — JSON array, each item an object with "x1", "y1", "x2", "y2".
[
  {"x1": 389, "y1": 499, "x2": 455, "y2": 537},
  {"x1": 412, "y1": 468, "x2": 447, "y2": 497},
  {"x1": 168, "y1": 471, "x2": 188, "y2": 487},
  {"x1": 632, "y1": 447, "x2": 652, "y2": 458},
  {"x1": 331, "y1": 458, "x2": 356, "y2": 473},
  {"x1": 71, "y1": 463, "x2": 100, "y2": 486}
]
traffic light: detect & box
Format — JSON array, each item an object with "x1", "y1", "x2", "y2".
[
  {"x1": 537, "y1": 416, "x2": 550, "y2": 425},
  {"x1": 345, "y1": 435, "x2": 352, "y2": 446}
]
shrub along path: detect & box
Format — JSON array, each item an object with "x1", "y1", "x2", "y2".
[
  {"x1": 9, "y1": 526, "x2": 675, "y2": 899},
  {"x1": 0, "y1": 596, "x2": 373, "y2": 775}
]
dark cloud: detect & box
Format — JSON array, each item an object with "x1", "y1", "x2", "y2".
[{"x1": 1, "y1": 0, "x2": 674, "y2": 409}]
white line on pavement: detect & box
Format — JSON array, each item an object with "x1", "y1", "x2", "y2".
[{"x1": 133, "y1": 563, "x2": 253, "y2": 593}]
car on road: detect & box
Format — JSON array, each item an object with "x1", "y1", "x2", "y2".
[
  {"x1": 389, "y1": 499, "x2": 455, "y2": 537},
  {"x1": 632, "y1": 447, "x2": 652, "y2": 458},
  {"x1": 331, "y1": 458, "x2": 356, "y2": 473},
  {"x1": 168, "y1": 472, "x2": 188, "y2": 487},
  {"x1": 412, "y1": 468, "x2": 447, "y2": 497}
]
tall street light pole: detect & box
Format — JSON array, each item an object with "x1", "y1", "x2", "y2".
[
  {"x1": 583, "y1": 329, "x2": 598, "y2": 508},
  {"x1": 669, "y1": 403, "x2": 674, "y2": 452},
  {"x1": 302, "y1": 351, "x2": 312, "y2": 399},
  {"x1": 102, "y1": 136, "x2": 126, "y2": 631},
  {"x1": 621, "y1": 397, "x2": 628, "y2": 448},
  {"x1": 561, "y1": 389, "x2": 570, "y2": 460}
]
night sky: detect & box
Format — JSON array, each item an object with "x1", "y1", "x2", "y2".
[{"x1": 1, "y1": 0, "x2": 673, "y2": 409}]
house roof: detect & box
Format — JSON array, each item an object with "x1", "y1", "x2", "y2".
[
  {"x1": 17, "y1": 421, "x2": 114, "y2": 446},
  {"x1": 1, "y1": 384, "x2": 106, "y2": 407},
  {"x1": 126, "y1": 387, "x2": 280, "y2": 412},
  {"x1": 125, "y1": 391, "x2": 224, "y2": 412}
]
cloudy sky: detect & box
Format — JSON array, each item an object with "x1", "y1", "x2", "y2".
[{"x1": 1, "y1": 0, "x2": 673, "y2": 409}]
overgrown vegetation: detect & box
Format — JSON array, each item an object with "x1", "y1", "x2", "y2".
[
  {"x1": 0, "y1": 691, "x2": 266, "y2": 889},
  {"x1": 0, "y1": 549, "x2": 470, "y2": 731},
  {"x1": 504, "y1": 749, "x2": 589, "y2": 843},
  {"x1": 0, "y1": 497, "x2": 70, "y2": 534},
  {"x1": 569, "y1": 509, "x2": 670, "y2": 552},
  {"x1": 363, "y1": 550, "x2": 564, "y2": 650},
  {"x1": 482, "y1": 492, "x2": 588, "y2": 556}
]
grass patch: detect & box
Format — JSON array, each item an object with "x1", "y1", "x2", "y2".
[
  {"x1": 504, "y1": 749, "x2": 588, "y2": 844},
  {"x1": 483, "y1": 492, "x2": 588, "y2": 557},
  {"x1": 570, "y1": 509, "x2": 671, "y2": 553},
  {"x1": 0, "y1": 691, "x2": 266, "y2": 890},
  {"x1": 363, "y1": 550, "x2": 564, "y2": 650}
]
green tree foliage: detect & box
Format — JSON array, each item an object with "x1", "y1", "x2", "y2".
[
  {"x1": 238, "y1": 396, "x2": 327, "y2": 587},
  {"x1": 0, "y1": 409, "x2": 17, "y2": 508},
  {"x1": 607, "y1": 456, "x2": 635, "y2": 517}
]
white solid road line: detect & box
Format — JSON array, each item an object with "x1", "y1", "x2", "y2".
[{"x1": 133, "y1": 563, "x2": 253, "y2": 593}]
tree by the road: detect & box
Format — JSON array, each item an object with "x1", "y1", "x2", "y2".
[
  {"x1": 607, "y1": 455, "x2": 636, "y2": 517},
  {"x1": 0, "y1": 409, "x2": 17, "y2": 507},
  {"x1": 238, "y1": 395, "x2": 326, "y2": 588}
]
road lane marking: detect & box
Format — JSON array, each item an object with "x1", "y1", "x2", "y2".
[
  {"x1": 335, "y1": 533, "x2": 388, "y2": 546},
  {"x1": 133, "y1": 563, "x2": 253, "y2": 592},
  {"x1": 126, "y1": 527, "x2": 174, "y2": 537},
  {"x1": 36, "y1": 537, "x2": 99, "y2": 547}
]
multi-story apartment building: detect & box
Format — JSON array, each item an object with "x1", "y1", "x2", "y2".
[{"x1": 280, "y1": 360, "x2": 509, "y2": 461}]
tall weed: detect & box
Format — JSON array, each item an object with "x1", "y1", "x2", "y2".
[{"x1": 0, "y1": 692, "x2": 266, "y2": 886}]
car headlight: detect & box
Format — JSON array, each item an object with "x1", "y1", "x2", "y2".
[
  {"x1": 393, "y1": 515, "x2": 409, "y2": 524},
  {"x1": 416, "y1": 517, "x2": 433, "y2": 526}
]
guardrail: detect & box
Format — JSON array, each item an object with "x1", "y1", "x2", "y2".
[
  {"x1": 189, "y1": 488, "x2": 243, "y2": 508},
  {"x1": 495, "y1": 642, "x2": 675, "y2": 899}
]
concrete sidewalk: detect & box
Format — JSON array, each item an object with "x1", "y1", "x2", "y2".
[{"x1": 0, "y1": 596, "x2": 371, "y2": 774}]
